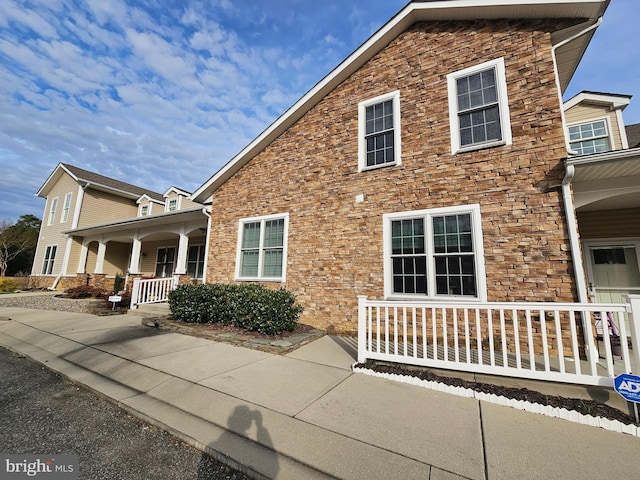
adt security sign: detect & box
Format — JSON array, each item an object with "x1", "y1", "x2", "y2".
[{"x1": 614, "y1": 373, "x2": 640, "y2": 403}]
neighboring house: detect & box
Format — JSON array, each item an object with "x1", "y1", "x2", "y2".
[
  {"x1": 190, "y1": 0, "x2": 618, "y2": 334},
  {"x1": 563, "y1": 92, "x2": 640, "y2": 334},
  {"x1": 31, "y1": 163, "x2": 209, "y2": 291}
]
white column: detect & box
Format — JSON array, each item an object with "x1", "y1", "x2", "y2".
[
  {"x1": 77, "y1": 242, "x2": 89, "y2": 274},
  {"x1": 129, "y1": 237, "x2": 142, "y2": 274},
  {"x1": 175, "y1": 232, "x2": 189, "y2": 275},
  {"x1": 94, "y1": 241, "x2": 106, "y2": 274}
]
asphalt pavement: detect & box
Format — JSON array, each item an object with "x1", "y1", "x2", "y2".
[{"x1": 0, "y1": 347, "x2": 248, "y2": 480}]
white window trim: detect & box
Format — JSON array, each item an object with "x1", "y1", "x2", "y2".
[
  {"x1": 235, "y1": 212, "x2": 289, "y2": 282},
  {"x1": 60, "y1": 192, "x2": 72, "y2": 223},
  {"x1": 567, "y1": 116, "x2": 614, "y2": 153},
  {"x1": 42, "y1": 245, "x2": 57, "y2": 275},
  {"x1": 47, "y1": 197, "x2": 58, "y2": 226},
  {"x1": 165, "y1": 197, "x2": 180, "y2": 212},
  {"x1": 139, "y1": 204, "x2": 149, "y2": 217},
  {"x1": 358, "y1": 90, "x2": 402, "y2": 172},
  {"x1": 447, "y1": 57, "x2": 512, "y2": 155},
  {"x1": 383, "y1": 204, "x2": 487, "y2": 301},
  {"x1": 187, "y1": 244, "x2": 206, "y2": 279}
]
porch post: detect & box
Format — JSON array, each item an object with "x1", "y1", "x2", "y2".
[
  {"x1": 129, "y1": 237, "x2": 142, "y2": 274},
  {"x1": 626, "y1": 295, "x2": 640, "y2": 375},
  {"x1": 77, "y1": 242, "x2": 89, "y2": 274},
  {"x1": 174, "y1": 232, "x2": 189, "y2": 275},
  {"x1": 94, "y1": 240, "x2": 106, "y2": 274},
  {"x1": 357, "y1": 296, "x2": 367, "y2": 364}
]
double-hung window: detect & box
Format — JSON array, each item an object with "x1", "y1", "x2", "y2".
[
  {"x1": 447, "y1": 58, "x2": 511, "y2": 154},
  {"x1": 568, "y1": 120, "x2": 610, "y2": 155},
  {"x1": 384, "y1": 205, "x2": 486, "y2": 300},
  {"x1": 358, "y1": 91, "x2": 401, "y2": 171},
  {"x1": 167, "y1": 198, "x2": 178, "y2": 212},
  {"x1": 187, "y1": 245, "x2": 206, "y2": 279},
  {"x1": 236, "y1": 213, "x2": 288, "y2": 281},
  {"x1": 42, "y1": 245, "x2": 57, "y2": 275},
  {"x1": 47, "y1": 197, "x2": 58, "y2": 226},
  {"x1": 61, "y1": 193, "x2": 72, "y2": 223}
]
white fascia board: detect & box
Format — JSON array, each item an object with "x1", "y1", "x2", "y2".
[
  {"x1": 35, "y1": 163, "x2": 75, "y2": 198},
  {"x1": 563, "y1": 91, "x2": 632, "y2": 111},
  {"x1": 163, "y1": 186, "x2": 191, "y2": 197},
  {"x1": 191, "y1": 0, "x2": 607, "y2": 203}
]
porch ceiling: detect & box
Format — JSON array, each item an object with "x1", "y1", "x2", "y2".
[{"x1": 568, "y1": 148, "x2": 640, "y2": 211}]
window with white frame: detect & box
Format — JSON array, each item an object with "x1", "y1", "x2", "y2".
[
  {"x1": 568, "y1": 119, "x2": 610, "y2": 155},
  {"x1": 358, "y1": 90, "x2": 401, "y2": 171},
  {"x1": 236, "y1": 213, "x2": 288, "y2": 281},
  {"x1": 187, "y1": 245, "x2": 206, "y2": 279},
  {"x1": 140, "y1": 204, "x2": 149, "y2": 216},
  {"x1": 384, "y1": 205, "x2": 486, "y2": 300},
  {"x1": 167, "y1": 198, "x2": 178, "y2": 212},
  {"x1": 447, "y1": 58, "x2": 511, "y2": 154},
  {"x1": 60, "y1": 193, "x2": 72, "y2": 223},
  {"x1": 47, "y1": 197, "x2": 58, "y2": 226},
  {"x1": 41, "y1": 245, "x2": 57, "y2": 275}
]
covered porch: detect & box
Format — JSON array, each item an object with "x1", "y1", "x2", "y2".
[{"x1": 58, "y1": 207, "x2": 210, "y2": 292}]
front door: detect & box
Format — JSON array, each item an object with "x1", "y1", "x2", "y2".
[{"x1": 585, "y1": 241, "x2": 640, "y2": 334}]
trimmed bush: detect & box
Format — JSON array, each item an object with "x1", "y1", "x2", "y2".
[
  {"x1": 0, "y1": 278, "x2": 18, "y2": 293},
  {"x1": 168, "y1": 283, "x2": 303, "y2": 335}
]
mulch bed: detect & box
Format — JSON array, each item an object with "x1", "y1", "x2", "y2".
[{"x1": 356, "y1": 360, "x2": 639, "y2": 426}]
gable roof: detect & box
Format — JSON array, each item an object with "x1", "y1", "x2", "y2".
[
  {"x1": 36, "y1": 163, "x2": 165, "y2": 202},
  {"x1": 563, "y1": 90, "x2": 631, "y2": 111},
  {"x1": 191, "y1": 0, "x2": 609, "y2": 203}
]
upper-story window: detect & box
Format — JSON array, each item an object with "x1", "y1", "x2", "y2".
[
  {"x1": 47, "y1": 197, "x2": 58, "y2": 226},
  {"x1": 60, "y1": 193, "x2": 72, "y2": 223},
  {"x1": 236, "y1": 213, "x2": 289, "y2": 281},
  {"x1": 568, "y1": 120, "x2": 610, "y2": 155},
  {"x1": 140, "y1": 205, "x2": 149, "y2": 216},
  {"x1": 358, "y1": 90, "x2": 401, "y2": 171},
  {"x1": 447, "y1": 58, "x2": 512, "y2": 154},
  {"x1": 167, "y1": 198, "x2": 178, "y2": 212}
]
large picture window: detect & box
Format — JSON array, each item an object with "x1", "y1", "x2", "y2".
[
  {"x1": 236, "y1": 213, "x2": 288, "y2": 281},
  {"x1": 358, "y1": 90, "x2": 401, "y2": 171},
  {"x1": 447, "y1": 58, "x2": 511, "y2": 154},
  {"x1": 384, "y1": 205, "x2": 486, "y2": 300}
]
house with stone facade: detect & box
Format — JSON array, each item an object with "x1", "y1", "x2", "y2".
[
  {"x1": 31, "y1": 163, "x2": 209, "y2": 292},
  {"x1": 191, "y1": 0, "x2": 627, "y2": 335}
]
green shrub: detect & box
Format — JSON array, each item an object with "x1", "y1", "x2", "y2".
[
  {"x1": 168, "y1": 283, "x2": 303, "y2": 335},
  {"x1": 0, "y1": 278, "x2": 18, "y2": 293}
]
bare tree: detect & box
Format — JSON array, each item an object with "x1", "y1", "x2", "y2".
[{"x1": 0, "y1": 217, "x2": 39, "y2": 277}]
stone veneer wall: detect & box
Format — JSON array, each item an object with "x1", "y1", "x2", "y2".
[{"x1": 206, "y1": 19, "x2": 580, "y2": 335}]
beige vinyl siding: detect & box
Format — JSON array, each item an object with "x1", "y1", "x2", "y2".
[
  {"x1": 577, "y1": 208, "x2": 640, "y2": 239},
  {"x1": 78, "y1": 190, "x2": 138, "y2": 228},
  {"x1": 67, "y1": 237, "x2": 84, "y2": 274},
  {"x1": 31, "y1": 171, "x2": 79, "y2": 276},
  {"x1": 178, "y1": 196, "x2": 201, "y2": 210},
  {"x1": 565, "y1": 104, "x2": 622, "y2": 150}
]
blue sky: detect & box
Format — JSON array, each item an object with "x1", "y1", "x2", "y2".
[{"x1": 1, "y1": 0, "x2": 638, "y2": 222}]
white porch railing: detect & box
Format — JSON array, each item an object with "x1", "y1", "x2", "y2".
[
  {"x1": 357, "y1": 295, "x2": 640, "y2": 387},
  {"x1": 130, "y1": 276, "x2": 179, "y2": 309}
]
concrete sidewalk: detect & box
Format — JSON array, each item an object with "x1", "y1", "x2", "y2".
[{"x1": 1, "y1": 306, "x2": 639, "y2": 479}]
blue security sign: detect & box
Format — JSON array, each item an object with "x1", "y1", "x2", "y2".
[{"x1": 614, "y1": 374, "x2": 640, "y2": 403}]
